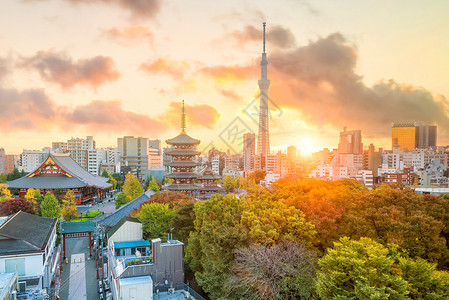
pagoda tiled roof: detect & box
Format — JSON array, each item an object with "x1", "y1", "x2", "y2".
[
  {"x1": 198, "y1": 168, "x2": 222, "y2": 180},
  {"x1": 202, "y1": 185, "x2": 224, "y2": 191},
  {"x1": 7, "y1": 153, "x2": 112, "y2": 189},
  {"x1": 165, "y1": 161, "x2": 201, "y2": 167},
  {"x1": 164, "y1": 172, "x2": 201, "y2": 179},
  {"x1": 163, "y1": 184, "x2": 203, "y2": 191},
  {"x1": 164, "y1": 149, "x2": 200, "y2": 156},
  {"x1": 166, "y1": 132, "x2": 200, "y2": 145}
]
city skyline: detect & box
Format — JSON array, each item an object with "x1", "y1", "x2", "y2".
[{"x1": 1, "y1": 1, "x2": 449, "y2": 154}]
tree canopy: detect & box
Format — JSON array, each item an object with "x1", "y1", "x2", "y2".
[
  {"x1": 40, "y1": 192, "x2": 61, "y2": 218},
  {"x1": 122, "y1": 173, "x2": 143, "y2": 200}
]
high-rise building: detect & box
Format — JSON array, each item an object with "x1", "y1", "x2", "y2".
[
  {"x1": 363, "y1": 144, "x2": 382, "y2": 177},
  {"x1": 67, "y1": 136, "x2": 95, "y2": 170},
  {"x1": 257, "y1": 22, "x2": 271, "y2": 157},
  {"x1": 118, "y1": 136, "x2": 149, "y2": 180},
  {"x1": 392, "y1": 122, "x2": 437, "y2": 150},
  {"x1": 20, "y1": 149, "x2": 51, "y2": 172},
  {"x1": 338, "y1": 127, "x2": 363, "y2": 154},
  {"x1": 417, "y1": 125, "x2": 437, "y2": 149},
  {"x1": 243, "y1": 133, "x2": 255, "y2": 172},
  {"x1": 287, "y1": 146, "x2": 297, "y2": 162}
]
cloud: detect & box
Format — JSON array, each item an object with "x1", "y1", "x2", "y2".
[
  {"x1": 140, "y1": 57, "x2": 189, "y2": 80},
  {"x1": 103, "y1": 25, "x2": 153, "y2": 44},
  {"x1": 0, "y1": 88, "x2": 56, "y2": 130},
  {"x1": 0, "y1": 58, "x2": 9, "y2": 81},
  {"x1": 266, "y1": 33, "x2": 449, "y2": 135},
  {"x1": 159, "y1": 102, "x2": 220, "y2": 129},
  {"x1": 27, "y1": 0, "x2": 161, "y2": 19},
  {"x1": 62, "y1": 100, "x2": 166, "y2": 135},
  {"x1": 199, "y1": 64, "x2": 257, "y2": 84},
  {"x1": 230, "y1": 24, "x2": 296, "y2": 49},
  {"x1": 21, "y1": 51, "x2": 120, "y2": 89},
  {"x1": 218, "y1": 89, "x2": 241, "y2": 102}
]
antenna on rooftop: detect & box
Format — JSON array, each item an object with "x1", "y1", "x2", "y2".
[
  {"x1": 181, "y1": 100, "x2": 186, "y2": 134},
  {"x1": 263, "y1": 22, "x2": 266, "y2": 53}
]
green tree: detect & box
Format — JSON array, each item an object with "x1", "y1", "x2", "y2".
[
  {"x1": 137, "y1": 202, "x2": 175, "y2": 239},
  {"x1": 40, "y1": 192, "x2": 61, "y2": 218},
  {"x1": 223, "y1": 175, "x2": 236, "y2": 193},
  {"x1": 122, "y1": 173, "x2": 143, "y2": 200},
  {"x1": 6, "y1": 168, "x2": 25, "y2": 181},
  {"x1": 115, "y1": 192, "x2": 130, "y2": 209},
  {"x1": 316, "y1": 237, "x2": 409, "y2": 300},
  {"x1": 108, "y1": 175, "x2": 117, "y2": 190},
  {"x1": 242, "y1": 189, "x2": 316, "y2": 245},
  {"x1": 0, "y1": 173, "x2": 7, "y2": 183},
  {"x1": 61, "y1": 190, "x2": 78, "y2": 221},
  {"x1": 170, "y1": 202, "x2": 195, "y2": 245},
  {"x1": 186, "y1": 194, "x2": 248, "y2": 299},
  {"x1": 101, "y1": 170, "x2": 109, "y2": 178},
  {"x1": 148, "y1": 177, "x2": 160, "y2": 193},
  {"x1": 163, "y1": 177, "x2": 174, "y2": 184}
]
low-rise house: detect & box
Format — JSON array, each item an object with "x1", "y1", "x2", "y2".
[{"x1": 0, "y1": 211, "x2": 60, "y2": 295}]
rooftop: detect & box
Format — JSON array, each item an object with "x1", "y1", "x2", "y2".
[
  {"x1": 7, "y1": 153, "x2": 112, "y2": 189},
  {"x1": 0, "y1": 211, "x2": 57, "y2": 256},
  {"x1": 114, "y1": 240, "x2": 151, "y2": 249},
  {"x1": 166, "y1": 133, "x2": 200, "y2": 145},
  {"x1": 0, "y1": 273, "x2": 17, "y2": 298}
]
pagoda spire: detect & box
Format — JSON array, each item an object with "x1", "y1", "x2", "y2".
[{"x1": 181, "y1": 100, "x2": 186, "y2": 134}]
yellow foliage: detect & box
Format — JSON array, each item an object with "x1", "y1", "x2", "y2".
[{"x1": 0, "y1": 184, "x2": 12, "y2": 202}]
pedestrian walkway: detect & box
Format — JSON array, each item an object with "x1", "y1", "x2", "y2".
[
  {"x1": 68, "y1": 253, "x2": 86, "y2": 300},
  {"x1": 59, "y1": 238, "x2": 98, "y2": 300}
]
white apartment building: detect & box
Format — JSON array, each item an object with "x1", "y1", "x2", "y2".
[{"x1": 20, "y1": 149, "x2": 51, "y2": 172}]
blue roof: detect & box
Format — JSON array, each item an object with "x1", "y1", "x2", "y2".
[
  {"x1": 96, "y1": 190, "x2": 155, "y2": 227},
  {"x1": 114, "y1": 240, "x2": 151, "y2": 249}
]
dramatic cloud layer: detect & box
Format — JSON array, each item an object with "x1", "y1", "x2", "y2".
[
  {"x1": 62, "y1": 100, "x2": 166, "y2": 135},
  {"x1": 159, "y1": 102, "x2": 220, "y2": 129},
  {"x1": 21, "y1": 51, "x2": 120, "y2": 89},
  {"x1": 140, "y1": 57, "x2": 189, "y2": 80},
  {"x1": 28, "y1": 0, "x2": 160, "y2": 18},
  {"x1": 199, "y1": 65, "x2": 257, "y2": 84},
  {"x1": 0, "y1": 88, "x2": 55, "y2": 130},
  {"x1": 0, "y1": 58, "x2": 8, "y2": 81},
  {"x1": 267, "y1": 33, "x2": 449, "y2": 135},
  {"x1": 231, "y1": 24, "x2": 296, "y2": 49}
]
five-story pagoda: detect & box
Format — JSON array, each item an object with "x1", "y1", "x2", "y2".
[{"x1": 163, "y1": 101, "x2": 203, "y2": 197}]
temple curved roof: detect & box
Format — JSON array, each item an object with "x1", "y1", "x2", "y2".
[
  {"x1": 198, "y1": 168, "x2": 222, "y2": 180},
  {"x1": 166, "y1": 132, "x2": 200, "y2": 145},
  {"x1": 7, "y1": 153, "x2": 112, "y2": 189}
]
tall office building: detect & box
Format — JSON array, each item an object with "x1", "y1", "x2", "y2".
[
  {"x1": 287, "y1": 146, "x2": 297, "y2": 162},
  {"x1": 417, "y1": 125, "x2": 437, "y2": 148},
  {"x1": 243, "y1": 133, "x2": 255, "y2": 172},
  {"x1": 338, "y1": 128, "x2": 363, "y2": 154},
  {"x1": 117, "y1": 136, "x2": 149, "y2": 180},
  {"x1": 67, "y1": 136, "x2": 95, "y2": 170},
  {"x1": 257, "y1": 22, "x2": 271, "y2": 157},
  {"x1": 392, "y1": 122, "x2": 437, "y2": 150}
]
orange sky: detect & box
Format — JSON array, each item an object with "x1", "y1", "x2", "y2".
[{"x1": 1, "y1": 0, "x2": 449, "y2": 155}]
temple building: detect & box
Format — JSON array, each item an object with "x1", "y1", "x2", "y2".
[
  {"x1": 198, "y1": 168, "x2": 223, "y2": 199},
  {"x1": 7, "y1": 153, "x2": 111, "y2": 205},
  {"x1": 163, "y1": 101, "x2": 203, "y2": 197}
]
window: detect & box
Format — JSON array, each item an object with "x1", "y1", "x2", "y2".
[{"x1": 5, "y1": 258, "x2": 26, "y2": 276}]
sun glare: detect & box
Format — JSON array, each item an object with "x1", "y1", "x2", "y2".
[{"x1": 298, "y1": 137, "x2": 315, "y2": 156}]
